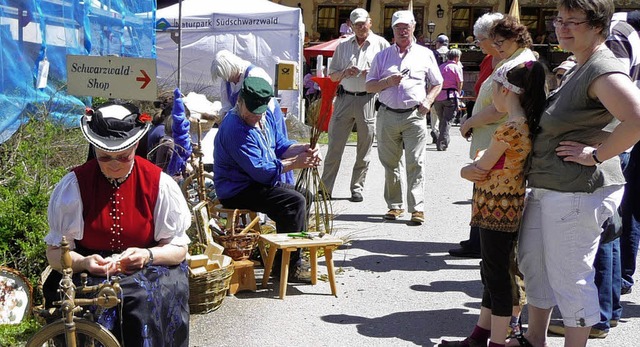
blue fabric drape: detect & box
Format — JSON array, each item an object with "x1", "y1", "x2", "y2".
[
  {"x1": 0, "y1": 0, "x2": 156, "y2": 144},
  {"x1": 167, "y1": 88, "x2": 192, "y2": 176}
]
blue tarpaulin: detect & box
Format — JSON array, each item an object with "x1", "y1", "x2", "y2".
[{"x1": 0, "y1": 0, "x2": 156, "y2": 143}]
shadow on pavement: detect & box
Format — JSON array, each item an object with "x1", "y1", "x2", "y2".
[
  {"x1": 336, "y1": 252, "x2": 479, "y2": 273},
  {"x1": 411, "y1": 280, "x2": 483, "y2": 299},
  {"x1": 332, "y1": 239, "x2": 479, "y2": 273},
  {"x1": 349, "y1": 239, "x2": 458, "y2": 255},
  {"x1": 332, "y1": 213, "x2": 387, "y2": 223},
  {"x1": 232, "y1": 278, "x2": 335, "y2": 300},
  {"x1": 321, "y1": 308, "x2": 479, "y2": 346},
  {"x1": 622, "y1": 300, "x2": 640, "y2": 319}
]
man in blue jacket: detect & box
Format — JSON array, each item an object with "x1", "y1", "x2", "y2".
[{"x1": 213, "y1": 77, "x2": 321, "y2": 281}]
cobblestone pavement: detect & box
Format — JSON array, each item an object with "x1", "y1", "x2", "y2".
[{"x1": 190, "y1": 128, "x2": 640, "y2": 347}]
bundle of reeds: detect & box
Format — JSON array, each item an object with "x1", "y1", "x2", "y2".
[{"x1": 295, "y1": 98, "x2": 333, "y2": 235}]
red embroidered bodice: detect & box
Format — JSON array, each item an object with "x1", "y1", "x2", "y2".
[{"x1": 73, "y1": 157, "x2": 161, "y2": 252}]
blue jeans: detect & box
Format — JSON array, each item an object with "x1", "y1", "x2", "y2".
[
  {"x1": 593, "y1": 238, "x2": 622, "y2": 331},
  {"x1": 619, "y1": 147, "x2": 640, "y2": 290}
]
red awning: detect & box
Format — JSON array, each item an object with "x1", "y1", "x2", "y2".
[{"x1": 303, "y1": 38, "x2": 343, "y2": 64}]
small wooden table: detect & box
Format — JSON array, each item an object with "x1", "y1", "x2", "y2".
[{"x1": 260, "y1": 233, "x2": 343, "y2": 299}]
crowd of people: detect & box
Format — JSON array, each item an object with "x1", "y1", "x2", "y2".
[
  {"x1": 39, "y1": 1, "x2": 640, "y2": 346},
  {"x1": 439, "y1": 1, "x2": 640, "y2": 347}
]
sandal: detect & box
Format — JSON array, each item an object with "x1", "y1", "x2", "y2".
[{"x1": 508, "y1": 317, "x2": 522, "y2": 339}]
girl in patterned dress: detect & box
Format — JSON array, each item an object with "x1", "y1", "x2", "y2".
[{"x1": 440, "y1": 61, "x2": 547, "y2": 347}]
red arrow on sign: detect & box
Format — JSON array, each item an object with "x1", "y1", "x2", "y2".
[{"x1": 136, "y1": 70, "x2": 150, "y2": 89}]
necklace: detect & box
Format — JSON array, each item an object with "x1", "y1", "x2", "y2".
[
  {"x1": 105, "y1": 176, "x2": 128, "y2": 187},
  {"x1": 102, "y1": 164, "x2": 134, "y2": 188}
]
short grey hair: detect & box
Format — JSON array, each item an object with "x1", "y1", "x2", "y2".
[
  {"x1": 211, "y1": 50, "x2": 250, "y2": 82},
  {"x1": 473, "y1": 12, "x2": 504, "y2": 38},
  {"x1": 447, "y1": 49, "x2": 462, "y2": 60}
]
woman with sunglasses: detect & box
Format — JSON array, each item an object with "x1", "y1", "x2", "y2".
[
  {"x1": 515, "y1": 0, "x2": 640, "y2": 346},
  {"x1": 43, "y1": 102, "x2": 192, "y2": 346}
]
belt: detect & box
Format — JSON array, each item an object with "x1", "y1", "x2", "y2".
[
  {"x1": 382, "y1": 103, "x2": 418, "y2": 113},
  {"x1": 343, "y1": 90, "x2": 369, "y2": 96}
]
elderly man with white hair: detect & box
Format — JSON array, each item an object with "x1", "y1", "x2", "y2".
[{"x1": 365, "y1": 10, "x2": 443, "y2": 225}]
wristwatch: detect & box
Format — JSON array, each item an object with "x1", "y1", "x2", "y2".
[
  {"x1": 145, "y1": 248, "x2": 154, "y2": 266},
  {"x1": 592, "y1": 149, "x2": 603, "y2": 165}
]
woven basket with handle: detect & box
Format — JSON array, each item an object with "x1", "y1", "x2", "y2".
[{"x1": 212, "y1": 209, "x2": 261, "y2": 261}]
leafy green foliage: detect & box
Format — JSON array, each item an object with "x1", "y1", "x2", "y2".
[
  {"x1": 0, "y1": 107, "x2": 86, "y2": 343},
  {"x1": 0, "y1": 110, "x2": 87, "y2": 301},
  {"x1": 0, "y1": 317, "x2": 41, "y2": 346}
]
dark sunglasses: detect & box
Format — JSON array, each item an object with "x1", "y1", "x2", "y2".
[{"x1": 96, "y1": 152, "x2": 135, "y2": 163}]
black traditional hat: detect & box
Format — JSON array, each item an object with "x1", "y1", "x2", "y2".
[{"x1": 80, "y1": 102, "x2": 151, "y2": 152}]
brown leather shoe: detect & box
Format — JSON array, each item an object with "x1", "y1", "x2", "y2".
[
  {"x1": 410, "y1": 211, "x2": 424, "y2": 224},
  {"x1": 384, "y1": 209, "x2": 404, "y2": 220}
]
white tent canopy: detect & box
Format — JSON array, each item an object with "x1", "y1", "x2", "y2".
[{"x1": 155, "y1": 0, "x2": 304, "y2": 118}]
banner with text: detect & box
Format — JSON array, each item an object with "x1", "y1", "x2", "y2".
[{"x1": 211, "y1": 11, "x2": 296, "y2": 32}]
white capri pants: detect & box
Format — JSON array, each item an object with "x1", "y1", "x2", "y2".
[{"x1": 518, "y1": 185, "x2": 624, "y2": 328}]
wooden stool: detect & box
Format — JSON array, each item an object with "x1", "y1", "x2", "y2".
[
  {"x1": 212, "y1": 204, "x2": 268, "y2": 261},
  {"x1": 228, "y1": 259, "x2": 257, "y2": 294},
  {"x1": 260, "y1": 233, "x2": 343, "y2": 299}
]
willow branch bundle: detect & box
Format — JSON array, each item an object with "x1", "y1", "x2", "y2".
[{"x1": 295, "y1": 99, "x2": 333, "y2": 235}]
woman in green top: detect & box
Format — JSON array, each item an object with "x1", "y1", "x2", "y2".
[{"x1": 515, "y1": 0, "x2": 640, "y2": 346}]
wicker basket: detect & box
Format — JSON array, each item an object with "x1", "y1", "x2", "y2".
[
  {"x1": 212, "y1": 208, "x2": 261, "y2": 261},
  {"x1": 188, "y1": 255, "x2": 234, "y2": 314},
  {"x1": 213, "y1": 231, "x2": 260, "y2": 260}
]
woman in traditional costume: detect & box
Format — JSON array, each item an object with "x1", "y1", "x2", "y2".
[{"x1": 44, "y1": 102, "x2": 191, "y2": 346}]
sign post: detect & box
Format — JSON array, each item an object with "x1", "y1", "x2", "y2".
[{"x1": 66, "y1": 55, "x2": 157, "y2": 101}]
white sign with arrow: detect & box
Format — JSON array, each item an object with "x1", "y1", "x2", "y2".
[{"x1": 66, "y1": 55, "x2": 157, "y2": 101}]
